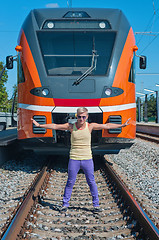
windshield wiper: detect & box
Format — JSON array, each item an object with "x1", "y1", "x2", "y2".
[{"x1": 72, "y1": 50, "x2": 98, "y2": 86}]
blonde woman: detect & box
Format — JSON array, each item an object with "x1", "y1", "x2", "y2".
[{"x1": 31, "y1": 107, "x2": 130, "y2": 212}]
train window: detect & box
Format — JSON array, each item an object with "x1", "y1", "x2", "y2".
[
  {"x1": 128, "y1": 59, "x2": 135, "y2": 83},
  {"x1": 37, "y1": 31, "x2": 116, "y2": 76},
  {"x1": 17, "y1": 54, "x2": 25, "y2": 84}
]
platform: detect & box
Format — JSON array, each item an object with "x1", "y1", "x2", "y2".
[
  {"x1": 0, "y1": 128, "x2": 17, "y2": 166},
  {"x1": 136, "y1": 122, "x2": 159, "y2": 137},
  {"x1": 0, "y1": 127, "x2": 17, "y2": 146}
]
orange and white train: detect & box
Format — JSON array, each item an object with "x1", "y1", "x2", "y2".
[{"x1": 10, "y1": 8, "x2": 146, "y2": 154}]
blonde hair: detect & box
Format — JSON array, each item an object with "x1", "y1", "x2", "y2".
[{"x1": 77, "y1": 107, "x2": 88, "y2": 115}]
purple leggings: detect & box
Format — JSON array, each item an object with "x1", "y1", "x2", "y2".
[{"x1": 63, "y1": 159, "x2": 99, "y2": 207}]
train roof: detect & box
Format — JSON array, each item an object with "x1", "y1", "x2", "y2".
[
  {"x1": 22, "y1": 8, "x2": 130, "y2": 32},
  {"x1": 32, "y1": 8, "x2": 124, "y2": 19}
]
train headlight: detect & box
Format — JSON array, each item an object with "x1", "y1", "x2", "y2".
[
  {"x1": 42, "y1": 88, "x2": 49, "y2": 96},
  {"x1": 47, "y1": 22, "x2": 54, "y2": 28},
  {"x1": 105, "y1": 88, "x2": 112, "y2": 96},
  {"x1": 99, "y1": 22, "x2": 106, "y2": 29}
]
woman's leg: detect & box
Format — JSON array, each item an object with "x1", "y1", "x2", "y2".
[
  {"x1": 81, "y1": 159, "x2": 99, "y2": 207},
  {"x1": 63, "y1": 159, "x2": 80, "y2": 207}
]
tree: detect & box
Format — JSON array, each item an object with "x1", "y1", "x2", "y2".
[
  {"x1": 136, "y1": 94, "x2": 157, "y2": 122},
  {"x1": 11, "y1": 84, "x2": 17, "y2": 113},
  {"x1": 0, "y1": 61, "x2": 9, "y2": 112},
  {"x1": 147, "y1": 94, "x2": 156, "y2": 121}
]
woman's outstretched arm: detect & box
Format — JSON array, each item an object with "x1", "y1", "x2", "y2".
[
  {"x1": 90, "y1": 118, "x2": 131, "y2": 131},
  {"x1": 31, "y1": 118, "x2": 70, "y2": 131}
]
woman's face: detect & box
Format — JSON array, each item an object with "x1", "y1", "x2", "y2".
[{"x1": 77, "y1": 112, "x2": 88, "y2": 124}]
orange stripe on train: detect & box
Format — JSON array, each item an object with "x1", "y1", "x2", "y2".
[{"x1": 18, "y1": 30, "x2": 55, "y2": 107}]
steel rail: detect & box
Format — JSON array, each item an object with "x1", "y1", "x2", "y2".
[
  {"x1": 136, "y1": 132, "x2": 159, "y2": 143},
  {"x1": 1, "y1": 163, "x2": 50, "y2": 240},
  {"x1": 103, "y1": 160, "x2": 159, "y2": 240}
]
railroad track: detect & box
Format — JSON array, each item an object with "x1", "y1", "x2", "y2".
[
  {"x1": 0, "y1": 154, "x2": 44, "y2": 238},
  {"x1": 136, "y1": 132, "x2": 159, "y2": 143},
  {"x1": 1, "y1": 156, "x2": 158, "y2": 240}
]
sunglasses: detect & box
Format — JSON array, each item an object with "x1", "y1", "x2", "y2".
[{"x1": 77, "y1": 115, "x2": 87, "y2": 119}]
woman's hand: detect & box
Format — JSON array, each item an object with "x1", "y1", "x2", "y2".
[
  {"x1": 122, "y1": 118, "x2": 131, "y2": 127},
  {"x1": 31, "y1": 118, "x2": 40, "y2": 127}
]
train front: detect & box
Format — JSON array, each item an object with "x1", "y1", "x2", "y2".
[{"x1": 17, "y1": 8, "x2": 136, "y2": 154}]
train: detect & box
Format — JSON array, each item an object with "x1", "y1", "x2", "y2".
[{"x1": 6, "y1": 8, "x2": 146, "y2": 154}]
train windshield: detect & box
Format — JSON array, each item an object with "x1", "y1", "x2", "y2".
[{"x1": 37, "y1": 31, "x2": 116, "y2": 76}]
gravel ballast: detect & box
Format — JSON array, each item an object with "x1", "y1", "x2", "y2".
[
  {"x1": 0, "y1": 154, "x2": 44, "y2": 234},
  {"x1": 105, "y1": 138, "x2": 159, "y2": 224}
]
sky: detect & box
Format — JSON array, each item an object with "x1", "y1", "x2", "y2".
[{"x1": 1, "y1": 0, "x2": 159, "y2": 99}]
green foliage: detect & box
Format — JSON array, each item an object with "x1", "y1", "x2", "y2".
[
  {"x1": 11, "y1": 84, "x2": 17, "y2": 113},
  {"x1": 147, "y1": 95, "x2": 156, "y2": 119},
  {"x1": 136, "y1": 94, "x2": 157, "y2": 122},
  {"x1": 0, "y1": 61, "x2": 9, "y2": 112},
  {"x1": 0, "y1": 62, "x2": 17, "y2": 113}
]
